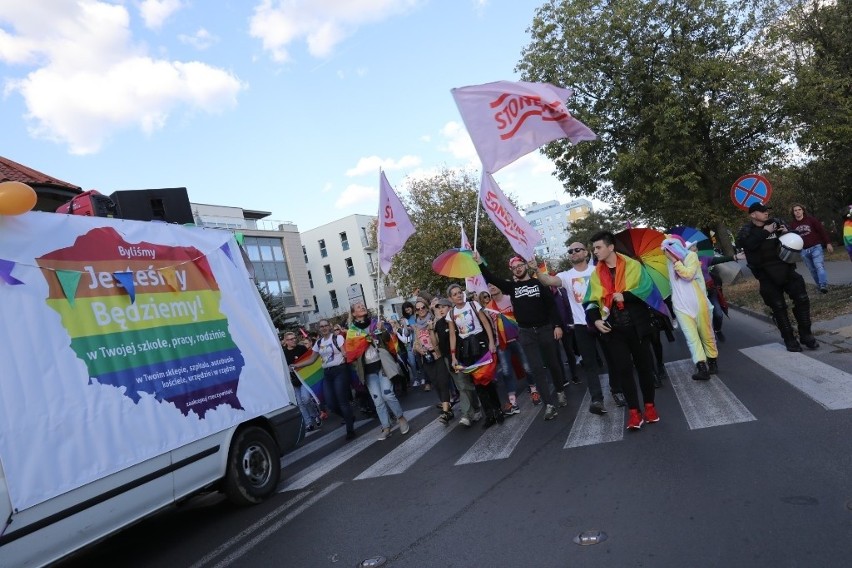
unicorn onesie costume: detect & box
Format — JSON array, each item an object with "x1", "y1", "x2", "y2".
[{"x1": 662, "y1": 238, "x2": 718, "y2": 380}]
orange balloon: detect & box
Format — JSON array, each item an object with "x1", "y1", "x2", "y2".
[{"x1": 0, "y1": 181, "x2": 37, "y2": 215}]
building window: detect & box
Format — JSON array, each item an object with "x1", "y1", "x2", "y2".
[
  {"x1": 319, "y1": 239, "x2": 327, "y2": 258},
  {"x1": 330, "y1": 290, "x2": 339, "y2": 310},
  {"x1": 345, "y1": 257, "x2": 355, "y2": 277},
  {"x1": 302, "y1": 245, "x2": 308, "y2": 263},
  {"x1": 307, "y1": 270, "x2": 313, "y2": 288},
  {"x1": 244, "y1": 236, "x2": 295, "y2": 308},
  {"x1": 340, "y1": 231, "x2": 349, "y2": 251},
  {"x1": 312, "y1": 295, "x2": 318, "y2": 313},
  {"x1": 324, "y1": 264, "x2": 333, "y2": 283}
]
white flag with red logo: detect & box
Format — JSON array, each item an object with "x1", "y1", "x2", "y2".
[
  {"x1": 378, "y1": 171, "x2": 415, "y2": 275},
  {"x1": 451, "y1": 80, "x2": 597, "y2": 173},
  {"x1": 460, "y1": 225, "x2": 489, "y2": 294},
  {"x1": 480, "y1": 173, "x2": 541, "y2": 261}
]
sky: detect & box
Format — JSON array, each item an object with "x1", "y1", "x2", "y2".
[{"x1": 0, "y1": 0, "x2": 601, "y2": 232}]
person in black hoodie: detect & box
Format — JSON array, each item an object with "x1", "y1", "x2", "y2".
[{"x1": 473, "y1": 251, "x2": 567, "y2": 422}]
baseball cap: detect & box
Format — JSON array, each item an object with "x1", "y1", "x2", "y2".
[
  {"x1": 748, "y1": 202, "x2": 771, "y2": 213},
  {"x1": 508, "y1": 255, "x2": 526, "y2": 268},
  {"x1": 435, "y1": 297, "x2": 452, "y2": 307}
]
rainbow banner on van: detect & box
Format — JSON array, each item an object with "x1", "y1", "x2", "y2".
[{"x1": 36, "y1": 227, "x2": 245, "y2": 418}]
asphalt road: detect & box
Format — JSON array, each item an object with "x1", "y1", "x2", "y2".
[{"x1": 56, "y1": 309, "x2": 852, "y2": 568}]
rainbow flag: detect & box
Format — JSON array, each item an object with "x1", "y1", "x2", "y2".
[
  {"x1": 457, "y1": 352, "x2": 497, "y2": 385},
  {"x1": 484, "y1": 303, "x2": 519, "y2": 348},
  {"x1": 584, "y1": 252, "x2": 670, "y2": 319},
  {"x1": 844, "y1": 218, "x2": 852, "y2": 258},
  {"x1": 294, "y1": 350, "x2": 324, "y2": 405}
]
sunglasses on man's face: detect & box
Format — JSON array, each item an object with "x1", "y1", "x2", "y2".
[
  {"x1": 567, "y1": 248, "x2": 586, "y2": 254},
  {"x1": 416, "y1": 306, "x2": 427, "y2": 311}
]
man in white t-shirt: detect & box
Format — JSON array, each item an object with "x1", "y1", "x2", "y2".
[{"x1": 537, "y1": 242, "x2": 611, "y2": 415}]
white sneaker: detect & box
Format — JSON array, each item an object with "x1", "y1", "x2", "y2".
[
  {"x1": 398, "y1": 417, "x2": 410, "y2": 435},
  {"x1": 557, "y1": 391, "x2": 568, "y2": 408},
  {"x1": 377, "y1": 427, "x2": 392, "y2": 440},
  {"x1": 471, "y1": 411, "x2": 483, "y2": 422},
  {"x1": 459, "y1": 417, "x2": 471, "y2": 427}
]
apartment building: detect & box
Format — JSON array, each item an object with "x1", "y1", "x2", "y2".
[{"x1": 523, "y1": 198, "x2": 594, "y2": 260}]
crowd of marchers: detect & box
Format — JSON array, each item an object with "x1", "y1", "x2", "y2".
[{"x1": 279, "y1": 203, "x2": 846, "y2": 440}]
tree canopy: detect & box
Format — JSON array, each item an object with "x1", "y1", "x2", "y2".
[
  {"x1": 517, "y1": 0, "x2": 792, "y2": 250},
  {"x1": 385, "y1": 169, "x2": 519, "y2": 298}
]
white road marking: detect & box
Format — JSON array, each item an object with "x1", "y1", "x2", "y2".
[
  {"x1": 741, "y1": 343, "x2": 852, "y2": 410},
  {"x1": 278, "y1": 407, "x2": 429, "y2": 491},
  {"x1": 455, "y1": 403, "x2": 542, "y2": 465},
  {"x1": 355, "y1": 415, "x2": 460, "y2": 479},
  {"x1": 565, "y1": 374, "x2": 624, "y2": 448},
  {"x1": 667, "y1": 358, "x2": 756, "y2": 429}
]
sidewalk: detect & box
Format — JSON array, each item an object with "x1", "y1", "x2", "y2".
[{"x1": 730, "y1": 259, "x2": 852, "y2": 352}]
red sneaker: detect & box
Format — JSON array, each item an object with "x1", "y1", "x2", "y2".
[
  {"x1": 530, "y1": 391, "x2": 542, "y2": 406},
  {"x1": 627, "y1": 409, "x2": 644, "y2": 430},
  {"x1": 644, "y1": 403, "x2": 660, "y2": 423}
]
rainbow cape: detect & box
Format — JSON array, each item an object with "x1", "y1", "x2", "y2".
[
  {"x1": 344, "y1": 319, "x2": 379, "y2": 363},
  {"x1": 584, "y1": 252, "x2": 670, "y2": 319},
  {"x1": 844, "y1": 218, "x2": 852, "y2": 258},
  {"x1": 293, "y1": 350, "x2": 324, "y2": 405}
]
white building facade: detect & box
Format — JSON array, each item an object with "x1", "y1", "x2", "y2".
[
  {"x1": 523, "y1": 198, "x2": 594, "y2": 260},
  {"x1": 191, "y1": 202, "x2": 313, "y2": 322},
  {"x1": 301, "y1": 214, "x2": 401, "y2": 325}
]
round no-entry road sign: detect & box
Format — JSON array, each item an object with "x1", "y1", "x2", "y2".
[{"x1": 731, "y1": 174, "x2": 772, "y2": 211}]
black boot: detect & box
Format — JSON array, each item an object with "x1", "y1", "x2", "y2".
[
  {"x1": 791, "y1": 298, "x2": 819, "y2": 350},
  {"x1": 772, "y1": 307, "x2": 801, "y2": 352},
  {"x1": 692, "y1": 361, "x2": 711, "y2": 381},
  {"x1": 707, "y1": 358, "x2": 718, "y2": 375},
  {"x1": 482, "y1": 408, "x2": 497, "y2": 429}
]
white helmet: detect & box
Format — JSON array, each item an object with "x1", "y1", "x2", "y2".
[{"x1": 779, "y1": 232, "x2": 804, "y2": 251}]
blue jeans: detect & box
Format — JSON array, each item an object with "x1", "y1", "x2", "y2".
[
  {"x1": 496, "y1": 340, "x2": 534, "y2": 394},
  {"x1": 800, "y1": 244, "x2": 827, "y2": 288},
  {"x1": 295, "y1": 384, "x2": 318, "y2": 425},
  {"x1": 322, "y1": 364, "x2": 355, "y2": 433},
  {"x1": 365, "y1": 371, "x2": 404, "y2": 429}
]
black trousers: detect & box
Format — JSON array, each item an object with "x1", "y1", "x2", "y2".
[{"x1": 600, "y1": 326, "x2": 655, "y2": 410}]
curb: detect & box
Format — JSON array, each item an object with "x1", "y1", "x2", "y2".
[{"x1": 728, "y1": 303, "x2": 851, "y2": 351}]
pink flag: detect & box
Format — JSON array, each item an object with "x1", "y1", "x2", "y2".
[
  {"x1": 480, "y1": 173, "x2": 541, "y2": 261},
  {"x1": 460, "y1": 225, "x2": 489, "y2": 294},
  {"x1": 451, "y1": 80, "x2": 597, "y2": 173},
  {"x1": 378, "y1": 171, "x2": 416, "y2": 275}
]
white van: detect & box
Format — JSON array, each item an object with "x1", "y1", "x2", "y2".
[{"x1": 0, "y1": 213, "x2": 303, "y2": 568}]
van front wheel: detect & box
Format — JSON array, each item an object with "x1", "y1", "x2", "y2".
[{"x1": 224, "y1": 427, "x2": 281, "y2": 506}]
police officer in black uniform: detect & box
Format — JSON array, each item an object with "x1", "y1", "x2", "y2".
[{"x1": 736, "y1": 202, "x2": 818, "y2": 352}]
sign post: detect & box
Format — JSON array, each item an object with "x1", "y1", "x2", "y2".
[{"x1": 731, "y1": 174, "x2": 773, "y2": 211}]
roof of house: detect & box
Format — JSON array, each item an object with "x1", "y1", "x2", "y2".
[{"x1": 0, "y1": 155, "x2": 80, "y2": 190}]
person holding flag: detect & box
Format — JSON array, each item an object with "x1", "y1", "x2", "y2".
[
  {"x1": 282, "y1": 332, "x2": 321, "y2": 431},
  {"x1": 473, "y1": 251, "x2": 568, "y2": 422}
]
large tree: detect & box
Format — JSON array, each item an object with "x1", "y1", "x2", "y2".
[
  {"x1": 386, "y1": 169, "x2": 518, "y2": 298},
  {"x1": 517, "y1": 0, "x2": 792, "y2": 253},
  {"x1": 781, "y1": 0, "x2": 852, "y2": 238}
]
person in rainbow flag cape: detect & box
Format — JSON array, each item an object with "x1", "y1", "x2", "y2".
[
  {"x1": 583, "y1": 231, "x2": 669, "y2": 431},
  {"x1": 345, "y1": 302, "x2": 411, "y2": 441},
  {"x1": 661, "y1": 237, "x2": 718, "y2": 381},
  {"x1": 844, "y1": 204, "x2": 852, "y2": 262}
]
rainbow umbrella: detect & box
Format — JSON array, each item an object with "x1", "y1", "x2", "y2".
[
  {"x1": 613, "y1": 227, "x2": 671, "y2": 299},
  {"x1": 432, "y1": 248, "x2": 482, "y2": 278},
  {"x1": 669, "y1": 226, "x2": 713, "y2": 258}
]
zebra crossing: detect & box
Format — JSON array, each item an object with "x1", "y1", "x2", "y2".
[{"x1": 278, "y1": 344, "x2": 852, "y2": 492}]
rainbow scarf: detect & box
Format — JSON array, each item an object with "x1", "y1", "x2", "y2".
[
  {"x1": 484, "y1": 301, "x2": 519, "y2": 348},
  {"x1": 344, "y1": 318, "x2": 378, "y2": 363},
  {"x1": 584, "y1": 252, "x2": 670, "y2": 319},
  {"x1": 293, "y1": 350, "x2": 324, "y2": 405}
]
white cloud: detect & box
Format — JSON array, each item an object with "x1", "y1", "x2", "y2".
[
  {"x1": 249, "y1": 0, "x2": 421, "y2": 62},
  {"x1": 178, "y1": 28, "x2": 218, "y2": 50},
  {"x1": 0, "y1": 1, "x2": 245, "y2": 154},
  {"x1": 346, "y1": 155, "x2": 421, "y2": 177},
  {"x1": 139, "y1": 0, "x2": 184, "y2": 30},
  {"x1": 335, "y1": 184, "x2": 377, "y2": 208}
]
